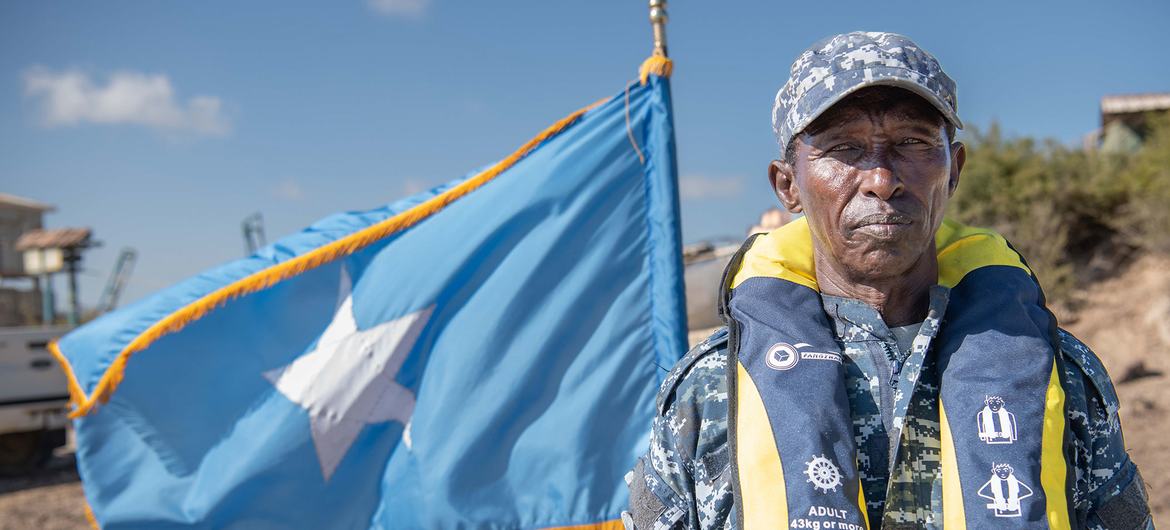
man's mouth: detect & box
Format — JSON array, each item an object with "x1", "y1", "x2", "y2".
[{"x1": 854, "y1": 212, "x2": 913, "y2": 228}]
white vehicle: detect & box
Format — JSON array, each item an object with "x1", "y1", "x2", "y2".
[{"x1": 0, "y1": 326, "x2": 70, "y2": 474}]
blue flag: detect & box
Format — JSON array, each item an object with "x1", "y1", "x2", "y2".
[{"x1": 52, "y1": 64, "x2": 685, "y2": 529}]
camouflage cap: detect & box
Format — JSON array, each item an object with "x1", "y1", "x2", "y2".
[{"x1": 772, "y1": 31, "x2": 963, "y2": 154}]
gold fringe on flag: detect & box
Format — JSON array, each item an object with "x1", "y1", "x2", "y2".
[
  {"x1": 84, "y1": 501, "x2": 100, "y2": 530},
  {"x1": 543, "y1": 519, "x2": 625, "y2": 530},
  {"x1": 51, "y1": 53, "x2": 675, "y2": 530},
  {"x1": 52, "y1": 53, "x2": 675, "y2": 418},
  {"x1": 52, "y1": 94, "x2": 608, "y2": 418}
]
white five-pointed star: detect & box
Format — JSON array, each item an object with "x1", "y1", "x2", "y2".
[{"x1": 264, "y1": 267, "x2": 433, "y2": 480}]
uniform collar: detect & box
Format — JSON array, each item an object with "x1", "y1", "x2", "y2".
[{"x1": 820, "y1": 285, "x2": 951, "y2": 343}]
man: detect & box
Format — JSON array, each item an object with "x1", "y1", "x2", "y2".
[{"x1": 623, "y1": 32, "x2": 1152, "y2": 529}]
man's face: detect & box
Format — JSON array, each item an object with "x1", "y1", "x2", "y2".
[{"x1": 770, "y1": 87, "x2": 965, "y2": 281}]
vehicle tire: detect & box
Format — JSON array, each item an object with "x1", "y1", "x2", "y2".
[{"x1": 0, "y1": 429, "x2": 61, "y2": 476}]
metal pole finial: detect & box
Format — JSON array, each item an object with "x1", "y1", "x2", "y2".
[{"x1": 649, "y1": 0, "x2": 668, "y2": 57}]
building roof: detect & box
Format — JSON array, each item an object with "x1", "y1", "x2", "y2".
[
  {"x1": 15, "y1": 228, "x2": 93, "y2": 250},
  {"x1": 0, "y1": 193, "x2": 54, "y2": 212},
  {"x1": 1101, "y1": 93, "x2": 1170, "y2": 115}
]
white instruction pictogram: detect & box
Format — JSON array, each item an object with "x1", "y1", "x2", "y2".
[
  {"x1": 976, "y1": 395, "x2": 1017, "y2": 445},
  {"x1": 976, "y1": 463, "x2": 1034, "y2": 517}
]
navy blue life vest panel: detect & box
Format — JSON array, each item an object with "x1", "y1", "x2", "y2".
[
  {"x1": 731, "y1": 275, "x2": 869, "y2": 529},
  {"x1": 935, "y1": 265, "x2": 1071, "y2": 527}
]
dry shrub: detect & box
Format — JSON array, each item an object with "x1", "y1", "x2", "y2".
[
  {"x1": 950, "y1": 115, "x2": 1170, "y2": 308},
  {"x1": 1114, "y1": 114, "x2": 1170, "y2": 253}
]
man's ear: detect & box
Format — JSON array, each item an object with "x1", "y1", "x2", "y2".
[
  {"x1": 948, "y1": 141, "x2": 965, "y2": 196},
  {"x1": 769, "y1": 159, "x2": 803, "y2": 213}
]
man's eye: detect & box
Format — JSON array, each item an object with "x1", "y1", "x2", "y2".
[
  {"x1": 899, "y1": 138, "x2": 926, "y2": 145},
  {"x1": 828, "y1": 144, "x2": 855, "y2": 152}
]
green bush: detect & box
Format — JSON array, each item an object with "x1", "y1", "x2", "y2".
[
  {"x1": 949, "y1": 114, "x2": 1170, "y2": 308},
  {"x1": 1115, "y1": 114, "x2": 1170, "y2": 253}
]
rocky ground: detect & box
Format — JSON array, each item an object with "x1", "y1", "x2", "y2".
[
  {"x1": 2, "y1": 256, "x2": 1167, "y2": 528},
  {"x1": 0, "y1": 449, "x2": 88, "y2": 530}
]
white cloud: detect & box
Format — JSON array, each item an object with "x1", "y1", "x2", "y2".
[
  {"x1": 23, "y1": 67, "x2": 230, "y2": 135},
  {"x1": 678, "y1": 175, "x2": 746, "y2": 200},
  {"x1": 368, "y1": 0, "x2": 429, "y2": 18}
]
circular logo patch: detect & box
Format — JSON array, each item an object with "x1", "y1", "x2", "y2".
[{"x1": 765, "y1": 342, "x2": 800, "y2": 371}]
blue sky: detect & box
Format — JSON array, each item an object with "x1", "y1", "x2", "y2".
[{"x1": 2, "y1": 0, "x2": 1168, "y2": 310}]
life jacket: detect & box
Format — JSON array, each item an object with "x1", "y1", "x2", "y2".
[{"x1": 720, "y1": 217, "x2": 1074, "y2": 529}]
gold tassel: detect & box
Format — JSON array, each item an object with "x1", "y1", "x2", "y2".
[{"x1": 639, "y1": 54, "x2": 673, "y2": 84}]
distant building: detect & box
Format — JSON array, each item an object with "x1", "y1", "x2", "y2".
[
  {"x1": 1085, "y1": 92, "x2": 1170, "y2": 152},
  {"x1": 0, "y1": 194, "x2": 54, "y2": 326},
  {"x1": 0, "y1": 193, "x2": 53, "y2": 277}
]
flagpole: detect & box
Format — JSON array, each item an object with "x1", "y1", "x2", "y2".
[{"x1": 649, "y1": 0, "x2": 668, "y2": 57}]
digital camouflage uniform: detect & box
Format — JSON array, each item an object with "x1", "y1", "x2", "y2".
[{"x1": 622, "y1": 285, "x2": 1153, "y2": 529}]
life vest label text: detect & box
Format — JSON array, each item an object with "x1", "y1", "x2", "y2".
[{"x1": 790, "y1": 505, "x2": 866, "y2": 530}]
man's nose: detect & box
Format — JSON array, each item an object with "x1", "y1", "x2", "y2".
[{"x1": 858, "y1": 156, "x2": 904, "y2": 201}]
